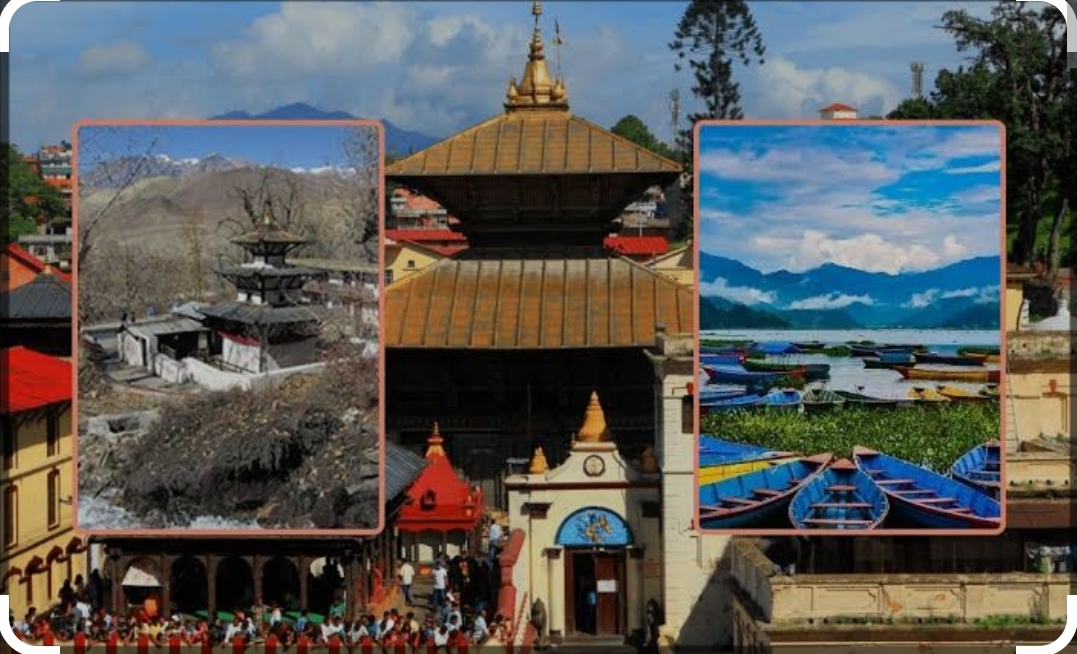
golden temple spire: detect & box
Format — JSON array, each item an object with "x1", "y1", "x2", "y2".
[
  {"x1": 529, "y1": 447, "x2": 549, "y2": 474},
  {"x1": 505, "y1": 0, "x2": 568, "y2": 112},
  {"x1": 576, "y1": 391, "x2": 610, "y2": 443},
  {"x1": 426, "y1": 422, "x2": 446, "y2": 459}
]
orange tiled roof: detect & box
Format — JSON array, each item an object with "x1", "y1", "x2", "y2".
[
  {"x1": 384, "y1": 254, "x2": 692, "y2": 349},
  {"x1": 386, "y1": 112, "x2": 682, "y2": 177},
  {"x1": 604, "y1": 236, "x2": 669, "y2": 257}
]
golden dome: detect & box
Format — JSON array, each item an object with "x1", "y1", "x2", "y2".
[
  {"x1": 576, "y1": 391, "x2": 610, "y2": 443},
  {"x1": 426, "y1": 422, "x2": 446, "y2": 459},
  {"x1": 503, "y1": 0, "x2": 569, "y2": 112},
  {"x1": 529, "y1": 447, "x2": 549, "y2": 474}
]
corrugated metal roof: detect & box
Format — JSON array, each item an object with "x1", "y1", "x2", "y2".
[
  {"x1": 1, "y1": 272, "x2": 71, "y2": 320},
  {"x1": 386, "y1": 112, "x2": 682, "y2": 177},
  {"x1": 385, "y1": 441, "x2": 428, "y2": 500},
  {"x1": 124, "y1": 316, "x2": 207, "y2": 336},
  {"x1": 384, "y1": 252, "x2": 693, "y2": 349},
  {"x1": 385, "y1": 229, "x2": 467, "y2": 243},
  {"x1": 1, "y1": 346, "x2": 71, "y2": 414}
]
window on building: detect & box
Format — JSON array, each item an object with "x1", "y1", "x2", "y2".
[
  {"x1": 1, "y1": 418, "x2": 14, "y2": 470},
  {"x1": 48, "y1": 469, "x2": 60, "y2": 529},
  {"x1": 384, "y1": 270, "x2": 394, "y2": 286},
  {"x1": 47, "y1": 409, "x2": 60, "y2": 457},
  {"x1": 3, "y1": 486, "x2": 16, "y2": 548},
  {"x1": 407, "y1": 260, "x2": 416, "y2": 269}
]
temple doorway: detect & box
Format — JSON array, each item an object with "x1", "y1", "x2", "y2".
[{"x1": 564, "y1": 549, "x2": 626, "y2": 637}]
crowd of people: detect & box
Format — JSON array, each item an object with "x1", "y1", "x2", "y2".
[{"x1": 12, "y1": 525, "x2": 514, "y2": 651}]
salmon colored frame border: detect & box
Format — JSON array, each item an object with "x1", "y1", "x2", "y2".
[
  {"x1": 690, "y1": 118, "x2": 1008, "y2": 537},
  {"x1": 69, "y1": 118, "x2": 387, "y2": 537}
]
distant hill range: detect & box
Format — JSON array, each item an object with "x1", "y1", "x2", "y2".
[
  {"x1": 700, "y1": 252, "x2": 1001, "y2": 330},
  {"x1": 81, "y1": 104, "x2": 441, "y2": 189},
  {"x1": 211, "y1": 102, "x2": 441, "y2": 156}
]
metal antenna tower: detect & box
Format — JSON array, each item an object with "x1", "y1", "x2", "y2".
[{"x1": 910, "y1": 62, "x2": 925, "y2": 99}]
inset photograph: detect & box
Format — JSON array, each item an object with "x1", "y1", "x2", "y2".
[
  {"x1": 695, "y1": 121, "x2": 1005, "y2": 534},
  {"x1": 75, "y1": 120, "x2": 384, "y2": 533}
]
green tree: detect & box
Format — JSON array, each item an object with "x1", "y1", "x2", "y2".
[
  {"x1": 610, "y1": 115, "x2": 675, "y2": 158},
  {"x1": 668, "y1": 0, "x2": 766, "y2": 244},
  {"x1": 887, "y1": 3, "x2": 1075, "y2": 270},
  {"x1": 3, "y1": 144, "x2": 65, "y2": 241}
]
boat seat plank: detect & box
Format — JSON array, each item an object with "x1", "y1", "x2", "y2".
[
  {"x1": 800, "y1": 518, "x2": 874, "y2": 525},
  {"x1": 721, "y1": 497, "x2": 758, "y2": 506},
  {"x1": 916, "y1": 497, "x2": 956, "y2": 504},
  {"x1": 893, "y1": 489, "x2": 935, "y2": 495},
  {"x1": 827, "y1": 485, "x2": 856, "y2": 492},
  {"x1": 875, "y1": 479, "x2": 915, "y2": 485},
  {"x1": 753, "y1": 489, "x2": 783, "y2": 496},
  {"x1": 811, "y1": 502, "x2": 872, "y2": 509}
]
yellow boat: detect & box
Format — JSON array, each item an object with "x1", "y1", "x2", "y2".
[
  {"x1": 981, "y1": 384, "x2": 1000, "y2": 397},
  {"x1": 909, "y1": 387, "x2": 951, "y2": 402},
  {"x1": 698, "y1": 457, "x2": 797, "y2": 485},
  {"x1": 897, "y1": 366, "x2": 1001, "y2": 383},
  {"x1": 936, "y1": 385, "x2": 995, "y2": 402}
]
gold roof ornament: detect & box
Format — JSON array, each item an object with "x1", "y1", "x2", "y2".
[
  {"x1": 576, "y1": 391, "x2": 610, "y2": 443},
  {"x1": 529, "y1": 446, "x2": 549, "y2": 474},
  {"x1": 426, "y1": 422, "x2": 446, "y2": 459},
  {"x1": 504, "y1": 0, "x2": 569, "y2": 112},
  {"x1": 41, "y1": 264, "x2": 54, "y2": 276}
]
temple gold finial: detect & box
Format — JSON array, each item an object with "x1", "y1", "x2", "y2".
[
  {"x1": 41, "y1": 264, "x2": 54, "y2": 276},
  {"x1": 504, "y1": 0, "x2": 568, "y2": 112},
  {"x1": 426, "y1": 422, "x2": 446, "y2": 459},
  {"x1": 577, "y1": 391, "x2": 610, "y2": 443},
  {"x1": 529, "y1": 447, "x2": 548, "y2": 474}
]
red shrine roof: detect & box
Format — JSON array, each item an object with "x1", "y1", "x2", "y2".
[
  {"x1": 820, "y1": 103, "x2": 857, "y2": 112},
  {"x1": 398, "y1": 424, "x2": 484, "y2": 532},
  {"x1": 2, "y1": 346, "x2": 72, "y2": 414},
  {"x1": 2, "y1": 244, "x2": 72, "y2": 284},
  {"x1": 603, "y1": 236, "x2": 669, "y2": 257},
  {"x1": 385, "y1": 229, "x2": 468, "y2": 243}
]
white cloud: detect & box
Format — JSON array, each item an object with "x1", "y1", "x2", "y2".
[
  {"x1": 700, "y1": 278, "x2": 776, "y2": 306},
  {"x1": 947, "y1": 161, "x2": 1001, "y2": 174},
  {"x1": 752, "y1": 230, "x2": 946, "y2": 274},
  {"x1": 906, "y1": 286, "x2": 1000, "y2": 308},
  {"x1": 77, "y1": 41, "x2": 150, "y2": 76},
  {"x1": 752, "y1": 55, "x2": 903, "y2": 120},
  {"x1": 789, "y1": 293, "x2": 874, "y2": 310}
]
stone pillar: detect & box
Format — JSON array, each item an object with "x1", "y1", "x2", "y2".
[
  {"x1": 159, "y1": 554, "x2": 171, "y2": 616},
  {"x1": 297, "y1": 556, "x2": 309, "y2": 610},
  {"x1": 253, "y1": 555, "x2": 264, "y2": 605},
  {"x1": 345, "y1": 555, "x2": 357, "y2": 620},
  {"x1": 109, "y1": 552, "x2": 123, "y2": 611},
  {"x1": 206, "y1": 555, "x2": 218, "y2": 619},
  {"x1": 545, "y1": 549, "x2": 563, "y2": 639}
]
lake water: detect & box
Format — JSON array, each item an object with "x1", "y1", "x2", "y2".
[{"x1": 701, "y1": 329, "x2": 1001, "y2": 397}]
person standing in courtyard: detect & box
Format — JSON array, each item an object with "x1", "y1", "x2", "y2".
[
  {"x1": 487, "y1": 518, "x2": 503, "y2": 563},
  {"x1": 431, "y1": 559, "x2": 448, "y2": 610},
  {"x1": 398, "y1": 558, "x2": 416, "y2": 608}
]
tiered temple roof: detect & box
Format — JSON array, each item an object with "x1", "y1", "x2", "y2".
[{"x1": 397, "y1": 424, "x2": 485, "y2": 532}]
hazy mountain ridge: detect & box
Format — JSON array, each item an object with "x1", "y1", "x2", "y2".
[{"x1": 700, "y1": 252, "x2": 1001, "y2": 330}]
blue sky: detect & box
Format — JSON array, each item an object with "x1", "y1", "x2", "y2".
[
  {"x1": 698, "y1": 123, "x2": 1002, "y2": 275},
  {"x1": 8, "y1": 1, "x2": 994, "y2": 151},
  {"x1": 76, "y1": 124, "x2": 375, "y2": 170}
]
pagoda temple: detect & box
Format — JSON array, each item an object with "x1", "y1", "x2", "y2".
[
  {"x1": 397, "y1": 423, "x2": 485, "y2": 561},
  {"x1": 199, "y1": 211, "x2": 325, "y2": 374},
  {"x1": 385, "y1": 1, "x2": 691, "y2": 499}
]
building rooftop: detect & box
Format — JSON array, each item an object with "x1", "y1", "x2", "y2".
[
  {"x1": 289, "y1": 258, "x2": 379, "y2": 275},
  {"x1": 123, "y1": 316, "x2": 208, "y2": 336},
  {"x1": 385, "y1": 229, "x2": 467, "y2": 243},
  {"x1": 384, "y1": 250, "x2": 693, "y2": 349},
  {"x1": 604, "y1": 235, "x2": 669, "y2": 257},
  {"x1": 198, "y1": 301, "x2": 322, "y2": 326},
  {"x1": 385, "y1": 441, "x2": 430, "y2": 500},
  {"x1": 1, "y1": 346, "x2": 72, "y2": 413},
  {"x1": 1, "y1": 268, "x2": 71, "y2": 320},
  {"x1": 2, "y1": 244, "x2": 72, "y2": 283}
]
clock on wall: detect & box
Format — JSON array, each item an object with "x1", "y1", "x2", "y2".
[{"x1": 583, "y1": 455, "x2": 606, "y2": 477}]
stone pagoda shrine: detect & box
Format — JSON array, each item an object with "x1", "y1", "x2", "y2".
[{"x1": 199, "y1": 212, "x2": 325, "y2": 374}]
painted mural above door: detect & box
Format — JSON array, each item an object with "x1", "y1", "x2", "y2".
[{"x1": 556, "y1": 507, "x2": 633, "y2": 547}]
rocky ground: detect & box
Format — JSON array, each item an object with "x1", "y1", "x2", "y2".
[{"x1": 78, "y1": 355, "x2": 380, "y2": 530}]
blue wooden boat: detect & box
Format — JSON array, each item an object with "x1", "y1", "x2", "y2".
[
  {"x1": 851, "y1": 345, "x2": 916, "y2": 357},
  {"x1": 791, "y1": 341, "x2": 827, "y2": 351},
  {"x1": 701, "y1": 354, "x2": 745, "y2": 367},
  {"x1": 699, "y1": 385, "x2": 749, "y2": 402},
  {"x1": 702, "y1": 365, "x2": 785, "y2": 386},
  {"x1": 700, "y1": 345, "x2": 750, "y2": 355},
  {"x1": 789, "y1": 458, "x2": 889, "y2": 530},
  {"x1": 699, "y1": 454, "x2": 832, "y2": 530},
  {"x1": 698, "y1": 436, "x2": 794, "y2": 468},
  {"x1": 950, "y1": 440, "x2": 1001, "y2": 499},
  {"x1": 761, "y1": 389, "x2": 802, "y2": 409},
  {"x1": 700, "y1": 393, "x2": 763, "y2": 414},
  {"x1": 853, "y1": 446, "x2": 1001, "y2": 529},
  {"x1": 915, "y1": 352, "x2": 985, "y2": 367}
]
